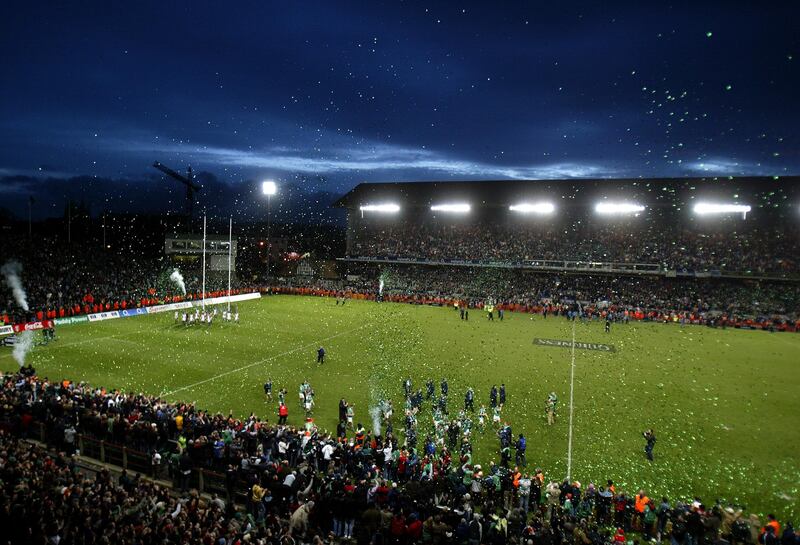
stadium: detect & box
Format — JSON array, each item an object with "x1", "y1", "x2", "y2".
[
  {"x1": 2, "y1": 4, "x2": 800, "y2": 544},
  {"x1": 1, "y1": 173, "x2": 799, "y2": 544}
]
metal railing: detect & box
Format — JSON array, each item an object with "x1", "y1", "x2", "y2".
[{"x1": 21, "y1": 421, "x2": 234, "y2": 497}]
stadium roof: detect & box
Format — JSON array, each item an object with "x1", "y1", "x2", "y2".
[{"x1": 333, "y1": 176, "x2": 800, "y2": 209}]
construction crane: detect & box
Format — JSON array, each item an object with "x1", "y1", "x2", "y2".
[{"x1": 152, "y1": 161, "x2": 202, "y2": 221}]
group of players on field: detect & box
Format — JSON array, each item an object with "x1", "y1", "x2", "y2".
[{"x1": 174, "y1": 306, "x2": 239, "y2": 326}]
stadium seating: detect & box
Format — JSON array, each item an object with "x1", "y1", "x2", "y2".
[{"x1": 350, "y1": 222, "x2": 799, "y2": 274}]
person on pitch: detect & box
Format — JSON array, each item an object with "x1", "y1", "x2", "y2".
[
  {"x1": 643, "y1": 428, "x2": 657, "y2": 461},
  {"x1": 263, "y1": 379, "x2": 273, "y2": 401},
  {"x1": 516, "y1": 433, "x2": 527, "y2": 467},
  {"x1": 317, "y1": 346, "x2": 325, "y2": 364},
  {"x1": 545, "y1": 392, "x2": 558, "y2": 425},
  {"x1": 492, "y1": 405, "x2": 502, "y2": 428},
  {"x1": 299, "y1": 381, "x2": 309, "y2": 406},
  {"x1": 464, "y1": 387, "x2": 475, "y2": 412},
  {"x1": 346, "y1": 403, "x2": 355, "y2": 431},
  {"x1": 426, "y1": 379, "x2": 435, "y2": 400},
  {"x1": 278, "y1": 402, "x2": 288, "y2": 425}
]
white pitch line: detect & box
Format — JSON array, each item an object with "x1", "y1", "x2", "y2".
[
  {"x1": 162, "y1": 323, "x2": 369, "y2": 397},
  {"x1": 566, "y1": 319, "x2": 576, "y2": 481}
]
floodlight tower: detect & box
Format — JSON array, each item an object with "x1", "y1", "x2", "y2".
[{"x1": 262, "y1": 181, "x2": 277, "y2": 279}]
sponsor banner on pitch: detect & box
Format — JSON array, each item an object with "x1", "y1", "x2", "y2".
[
  {"x1": 87, "y1": 311, "x2": 121, "y2": 322},
  {"x1": 120, "y1": 308, "x2": 148, "y2": 318},
  {"x1": 54, "y1": 316, "x2": 90, "y2": 326},
  {"x1": 0, "y1": 325, "x2": 14, "y2": 336},
  {"x1": 145, "y1": 301, "x2": 193, "y2": 314},
  {"x1": 190, "y1": 292, "x2": 261, "y2": 308},
  {"x1": 12, "y1": 320, "x2": 54, "y2": 333},
  {"x1": 533, "y1": 338, "x2": 616, "y2": 352}
]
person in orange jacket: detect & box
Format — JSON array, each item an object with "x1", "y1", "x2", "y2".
[{"x1": 760, "y1": 514, "x2": 781, "y2": 542}]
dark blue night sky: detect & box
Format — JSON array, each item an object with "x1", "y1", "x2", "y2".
[{"x1": 1, "y1": 1, "x2": 798, "y2": 221}]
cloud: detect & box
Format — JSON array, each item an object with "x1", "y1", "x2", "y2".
[
  {"x1": 0, "y1": 167, "x2": 77, "y2": 182},
  {"x1": 120, "y1": 138, "x2": 616, "y2": 180},
  {"x1": 681, "y1": 158, "x2": 784, "y2": 176}
]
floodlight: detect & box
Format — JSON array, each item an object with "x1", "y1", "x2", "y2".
[
  {"x1": 595, "y1": 202, "x2": 646, "y2": 215},
  {"x1": 509, "y1": 202, "x2": 555, "y2": 214},
  {"x1": 262, "y1": 180, "x2": 277, "y2": 195},
  {"x1": 359, "y1": 203, "x2": 401, "y2": 213},
  {"x1": 693, "y1": 202, "x2": 751, "y2": 216},
  {"x1": 430, "y1": 203, "x2": 471, "y2": 213}
]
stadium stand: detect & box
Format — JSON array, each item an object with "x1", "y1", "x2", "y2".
[
  {"x1": 349, "y1": 223, "x2": 797, "y2": 274},
  {"x1": 335, "y1": 177, "x2": 800, "y2": 276},
  {"x1": 0, "y1": 234, "x2": 254, "y2": 326}
]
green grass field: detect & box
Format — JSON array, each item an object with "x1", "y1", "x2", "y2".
[{"x1": 2, "y1": 295, "x2": 798, "y2": 519}]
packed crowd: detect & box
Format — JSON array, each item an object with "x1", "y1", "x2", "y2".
[
  {"x1": 279, "y1": 267, "x2": 800, "y2": 323},
  {"x1": 1, "y1": 371, "x2": 797, "y2": 545},
  {"x1": 0, "y1": 431, "x2": 253, "y2": 545},
  {"x1": 0, "y1": 236, "x2": 246, "y2": 325},
  {"x1": 351, "y1": 222, "x2": 799, "y2": 274},
  {"x1": 0, "y1": 236, "x2": 161, "y2": 323},
  {"x1": 4, "y1": 219, "x2": 799, "y2": 327}
]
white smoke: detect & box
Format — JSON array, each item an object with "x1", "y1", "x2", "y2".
[
  {"x1": 379, "y1": 271, "x2": 387, "y2": 296},
  {"x1": 12, "y1": 330, "x2": 34, "y2": 367},
  {"x1": 369, "y1": 405, "x2": 382, "y2": 437},
  {"x1": 169, "y1": 269, "x2": 186, "y2": 295},
  {"x1": 1, "y1": 261, "x2": 29, "y2": 311}
]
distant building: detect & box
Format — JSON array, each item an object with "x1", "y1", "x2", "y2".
[{"x1": 165, "y1": 234, "x2": 237, "y2": 272}]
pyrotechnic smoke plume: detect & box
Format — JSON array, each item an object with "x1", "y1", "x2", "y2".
[
  {"x1": 12, "y1": 330, "x2": 34, "y2": 367},
  {"x1": 169, "y1": 269, "x2": 187, "y2": 295},
  {"x1": 1, "y1": 261, "x2": 29, "y2": 311},
  {"x1": 369, "y1": 405, "x2": 382, "y2": 437}
]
